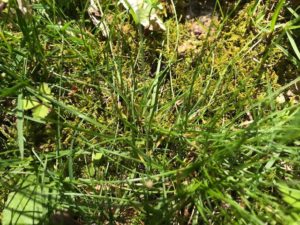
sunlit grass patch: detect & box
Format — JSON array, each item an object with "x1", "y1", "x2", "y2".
[{"x1": 0, "y1": 0, "x2": 300, "y2": 224}]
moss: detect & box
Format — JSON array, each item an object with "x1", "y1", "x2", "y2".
[{"x1": 145, "y1": 1, "x2": 299, "y2": 130}]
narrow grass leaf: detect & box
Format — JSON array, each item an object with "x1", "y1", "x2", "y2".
[
  {"x1": 17, "y1": 93, "x2": 24, "y2": 159},
  {"x1": 270, "y1": 0, "x2": 285, "y2": 32},
  {"x1": 286, "y1": 30, "x2": 300, "y2": 61}
]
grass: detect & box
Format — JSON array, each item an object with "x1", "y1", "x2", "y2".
[{"x1": 0, "y1": 0, "x2": 300, "y2": 224}]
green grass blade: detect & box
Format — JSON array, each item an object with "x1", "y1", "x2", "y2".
[
  {"x1": 270, "y1": 0, "x2": 285, "y2": 32},
  {"x1": 17, "y1": 93, "x2": 24, "y2": 159},
  {"x1": 286, "y1": 30, "x2": 300, "y2": 61}
]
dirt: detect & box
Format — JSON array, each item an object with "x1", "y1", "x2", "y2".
[{"x1": 177, "y1": 0, "x2": 219, "y2": 55}]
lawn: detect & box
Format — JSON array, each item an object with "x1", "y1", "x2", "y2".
[{"x1": 0, "y1": 0, "x2": 300, "y2": 224}]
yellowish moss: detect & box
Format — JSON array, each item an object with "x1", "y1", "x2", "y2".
[{"x1": 153, "y1": 2, "x2": 298, "y2": 129}]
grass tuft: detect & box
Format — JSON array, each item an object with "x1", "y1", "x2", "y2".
[{"x1": 1, "y1": 0, "x2": 300, "y2": 224}]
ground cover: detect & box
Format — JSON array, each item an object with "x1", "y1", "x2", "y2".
[{"x1": 0, "y1": 0, "x2": 300, "y2": 224}]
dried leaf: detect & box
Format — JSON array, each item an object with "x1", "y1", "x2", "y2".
[
  {"x1": 88, "y1": 0, "x2": 110, "y2": 37},
  {"x1": 119, "y1": 0, "x2": 166, "y2": 31},
  {"x1": 17, "y1": 0, "x2": 28, "y2": 14}
]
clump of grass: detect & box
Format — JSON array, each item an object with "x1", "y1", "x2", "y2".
[{"x1": 0, "y1": 0, "x2": 300, "y2": 224}]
